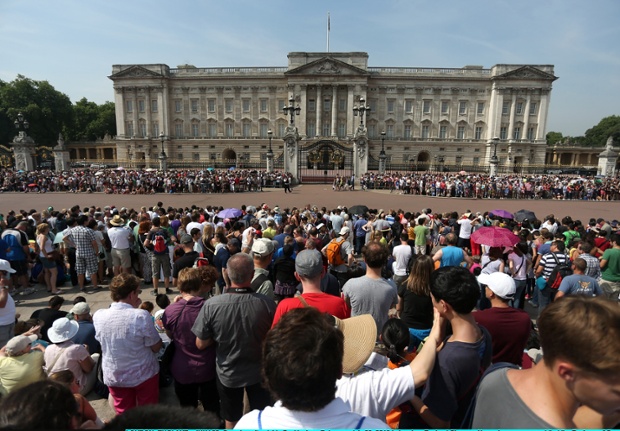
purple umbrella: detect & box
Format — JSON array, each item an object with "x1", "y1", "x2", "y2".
[
  {"x1": 218, "y1": 208, "x2": 243, "y2": 218},
  {"x1": 490, "y1": 209, "x2": 514, "y2": 219}
]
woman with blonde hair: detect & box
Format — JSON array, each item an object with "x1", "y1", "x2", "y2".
[
  {"x1": 201, "y1": 224, "x2": 215, "y2": 263},
  {"x1": 36, "y1": 223, "x2": 61, "y2": 295},
  {"x1": 396, "y1": 254, "x2": 435, "y2": 349}
]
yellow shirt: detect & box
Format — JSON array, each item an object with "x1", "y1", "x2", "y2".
[
  {"x1": 0, "y1": 350, "x2": 46, "y2": 396},
  {"x1": 262, "y1": 227, "x2": 277, "y2": 240}
]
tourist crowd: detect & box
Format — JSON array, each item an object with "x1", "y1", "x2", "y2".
[
  {"x1": 0, "y1": 198, "x2": 618, "y2": 429},
  {"x1": 1, "y1": 167, "x2": 620, "y2": 200}
]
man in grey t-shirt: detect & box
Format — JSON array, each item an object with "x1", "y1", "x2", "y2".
[
  {"x1": 192, "y1": 253, "x2": 276, "y2": 429},
  {"x1": 342, "y1": 241, "x2": 397, "y2": 334}
]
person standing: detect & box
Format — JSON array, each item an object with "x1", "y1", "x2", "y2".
[
  {"x1": 192, "y1": 253, "x2": 275, "y2": 429},
  {"x1": 413, "y1": 217, "x2": 430, "y2": 255},
  {"x1": 555, "y1": 258, "x2": 603, "y2": 300},
  {"x1": 70, "y1": 215, "x2": 99, "y2": 293},
  {"x1": 392, "y1": 232, "x2": 413, "y2": 287},
  {"x1": 144, "y1": 217, "x2": 175, "y2": 295},
  {"x1": 93, "y1": 273, "x2": 162, "y2": 414},
  {"x1": 352, "y1": 213, "x2": 368, "y2": 256},
  {"x1": 0, "y1": 260, "x2": 17, "y2": 349},
  {"x1": 599, "y1": 233, "x2": 620, "y2": 302},
  {"x1": 107, "y1": 215, "x2": 134, "y2": 276},
  {"x1": 342, "y1": 241, "x2": 398, "y2": 335}
]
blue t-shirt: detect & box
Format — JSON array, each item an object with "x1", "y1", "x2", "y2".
[
  {"x1": 558, "y1": 274, "x2": 602, "y2": 297},
  {"x1": 441, "y1": 246, "x2": 464, "y2": 267},
  {"x1": 353, "y1": 219, "x2": 367, "y2": 238}
]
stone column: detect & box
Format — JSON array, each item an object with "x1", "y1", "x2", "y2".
[
  {"x1": 347, "y1": 85, "x2": 354, "y2": 137},
  {"x1": 298, "y1": 84, "x2": 307, "y2": 138},
  {"x1": 316, "y1": 85, "x2": 322, "y2": 136},
  {"x1": 507, "y1": 93, "x2": 516, "y2": 141},
  {"x1": 114, "y1": 87, "x2": 126, "y2": 137},
  {"x1": 537, "y1": 91, "x2": 550, "y2": 140},
  {"x1": 53, "y1": 134, "x2": 70, "y2": 172},
  {"x1": 523, "y1": 94, "x2": 531, "y2": 140},
  {"x1": 283, "y1": 126, "x2": 300, "y2": 181},
  {"x1": 331, "y1": 86, "x2": 338, "y2": 137}
]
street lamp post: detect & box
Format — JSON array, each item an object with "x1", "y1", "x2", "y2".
[
  {"x1": 283, "y1": 96, "x2": 301, "y2": 126},
  {"x1": 489, "y1": 137, "x2": 500, "y2": 176},
  {"x1": 352, "y1": 97, "x2": 371, "y2": 127},
  {"x1": 379, "y1": 131, "x2": 387, "y2": 174},
  {"x1": 266, "y1": 129, "x2": 274, "y2": 173},
  {"x1": 159, "y1": 132, "x2": 168, "y2": 171}
]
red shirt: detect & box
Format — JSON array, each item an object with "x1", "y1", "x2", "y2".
[
  {"x1": 271, "y1": 293, "x2": 350, "y2": 328},
  {"x1": 473, "y1": 306, "x2": 531, "y2": 366}
]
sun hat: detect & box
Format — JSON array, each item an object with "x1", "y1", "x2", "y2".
[
  {"x1": 0, "y1": 259, "x2": 16, "y2": 273},
  {"x1": 47, "y1": 317, "x2": 79, "y2": 344},
  {"x1": 332, "y1": 314, "x2": 377, "y2": 374},
  {"x1": 477, "y1": 272, "x2": 516, "y2": 300},
  {"x1": 5, "y1": 334, "x2": 38, "y2": 356},
  {"x1": 295, "y1": 249, "x2": 323, "y2": 278},
  {"x1": 109, "y1": 215, "x2": 125, "y2": 226},
  {"x1": 69, "y1": 302, "x2": 90, "y2": 316},
  {"x1": 251, "y1": 238, "x2": 275, "y2": 257}
]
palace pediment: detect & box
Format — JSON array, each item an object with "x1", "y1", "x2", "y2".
[
  {"x1": 496, "y1": 66, "x2": 557, "y2": 81},
  {"x1": 109, "y1": 65, "x2": 164, "y2": 79},
  {"x1": 286, "y1": 57, "x2": 369, "y2": 76}
]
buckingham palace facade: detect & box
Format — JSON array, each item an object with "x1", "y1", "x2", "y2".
[{"x1": 108, "y1": 51, "x2": 557, "y2": 180}]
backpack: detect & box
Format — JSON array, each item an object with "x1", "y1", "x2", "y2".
[
  {"x1": 152, "y1": 230, "x2": 168, "y2": 255},
  {"x1": 326, "y1": 237, "x2": 346, "y2": 266},
  {"x1": 546, "y1": 253, "x2": 572, "y2": 290}
]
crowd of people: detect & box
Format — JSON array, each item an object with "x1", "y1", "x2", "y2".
[
  {"x1": 2, "y1": 167, "x2": 620, "y2": 200},
  {"x1": 0, "y1": 168, "x2": 294, "y2": 195},
  {"x1": 0, "y1": 198, "x2": 619, "y2": 429}
]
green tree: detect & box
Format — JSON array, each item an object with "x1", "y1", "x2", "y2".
[
  {"x1": 0, "y1": 75, "x2": 74, "y2": 146},
  {"x1": 546, "y1": 131, "x2": 564, "y2": 146},
  {"x1": 583, "y1": 115, "x2": 620, "y2": 147}
]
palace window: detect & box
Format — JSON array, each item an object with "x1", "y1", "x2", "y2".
[
  {"x1": 208, "y1": 123, "x2": 217, "y2": 138},
  {"x1": 175, "y1": 100, "x2": 182, "y2": 113},
  {"x1": 208, "y1": 99, "x2": 216, "y2": 113},
  {"x1": 260, "y1": 99, "x2": 268, "y2": 112},
  {"x1": 322, "y1": 122, "x2": 330, "y2": 136},
  {"x1": 138, "y1": 100, "x2": 145, "y2": 113},
  {"x1": 191, "y1": 99, "x2": 199, "y2": 113},
  {"x1": 242, "y1": 99, "x2": 250, "y2": 113},
  {"x1": 459, "y1": 101, "x2": 467, "y2": 115},
  {"x1": 126, "y1": 121, "x2": 134, "y2": 137},
  {"x1": 475, "y1": 126, "x2": 482, "y2": 140},
  {"x1": 306, "y1": 121, "x2": 316, "y2": 137},
  {"x1": 439, "y1": 125, "x2": 447, "y2": 139},
  {"x1": 225, "y1": 99, "x2": 233, "y2": 113},
  {"x1": 278, "y1": 99, "x2": 285, "y2": 111},
  {"x1": 405, "y1": 100, "x2": 413, "y2": 113},
  {"x1": 441, "y1": 101, "x2": 449, "y2": 114},
  {"x1": 151, "y1": 99, "x2": 158, "y2": 113},
  {"x1": 476, "y1": 102, "x2": 484, "y2": 115},
  {"x1": 502, "y1": 102, "x2": 509, "y2": 115},
  {"x1": 174, "y1": 122, "x2": 183, "y2": 138},
  {"x1": 225, "y1": 122, "x2": 233, "y2": 137},
  {"x1": 191, "y1": 122, "x2": 199, "y2": 138},
  {"x1": 260, "y1": 123, "x2": 269, "y2": 138},
  {"x1": 324, "y1": 98, "x2": 331, "y2": 112},
  {"x1": 527, "y1": 127, "x2": 535, "y2": 140},
  {"x1": 404, "y1": 124, "x2": 412, "y2": 139},
  {"x1": 368, "y1": 124, "x2": 377, "y2": 138},
  {"x1": 278, "y1": 123, "x2": 285, "y2": 137},
  {"x1": 338, "y1": 122, "x2": 346, "y2": 138},
  {"x1": 500, "y1": 126, "x2": 507, "y2": 140},
  {"x1": 514, "y1": 127, "x2": 521, "y2": 140},
  {"x1": 126, "y1": 100, "x2": 133, "y2": 113},
  {"x1": 421, "y1": 125, "x2": 429, "y2": 138},
  {"x1": 386, "y1": 124, "x2": 394, "y2": 138},
  {"x1": 387, "y1": 99, "x2": 395, "y2": 114},
  {"x1": 139, "y1": 121, "x2": 147, "y2": 138},
  {"x1": 308, "y1": 99, "x2": 316, "y2": 112},
  {"x1": 516, "y1": 102, "x2": 523, "y2": 115},
  {"x1": 152, "y1": 122, "x2": 159, "y2": 138},
  {"x1": 529, "y1": 102, "x2": 537, "y2": 115},
  {"x1": 423, "y1": 100, "x2": 432, "y2": 114},
  {"x1": 339, "y1": 98, "x2": 346, "y2": 111},
  {"x1": 242, "y1": 122, "x2": 251, "y2": 138},
  {"x1": 457, "y1": 125, "x2": 465, "y2": 139}
]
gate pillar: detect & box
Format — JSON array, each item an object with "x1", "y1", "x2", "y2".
[{"x1": 283, "y1": 126, "x2": 300, "y2": 183}]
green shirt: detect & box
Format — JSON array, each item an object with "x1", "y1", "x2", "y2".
[
  {"x1": 413, "y1": 225, "x2": 429, "y2": 247},
  {"x1": 601, "y1": 247, "x2": 620, "y2": 282}
]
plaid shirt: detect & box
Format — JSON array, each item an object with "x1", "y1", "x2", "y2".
[
  {"x1": 70, "y1": 225, "x2": 96, "y2": 257},
  {"x1": 580, "y1": 253, "x2": 601, "y2": 279}
]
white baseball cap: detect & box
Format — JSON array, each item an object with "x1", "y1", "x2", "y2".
[{"x1": 477, "y1": 272, "x2": 516, "y2": 300}]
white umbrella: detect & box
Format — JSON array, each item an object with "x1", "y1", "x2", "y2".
[
  {"x1": 95, "y1": 171, "x2": 104, "y2": 176},
  {"x1": 145, "y1": 168, "x2": 156, "y2": 172}
]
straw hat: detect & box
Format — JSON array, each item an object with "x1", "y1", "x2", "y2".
[
  {"x1": 109, "y1": 215, "x2": 124, "y2": 226},
  {"x1": 333, "y1": 314, "x2": 377, "y2": 374}
]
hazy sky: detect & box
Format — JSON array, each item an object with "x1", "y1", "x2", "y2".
[{"x1": 1, "y1": 0, "x2": 618, "y2": 137}]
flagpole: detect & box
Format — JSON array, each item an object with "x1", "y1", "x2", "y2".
[{"x1": 327, "y1": 12, "x2": 330, "y2": 52}]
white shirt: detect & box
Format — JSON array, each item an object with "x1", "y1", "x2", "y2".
[
  {"x1": 107, "y1": 226, "x2": 133, "y2": 250},
  {"x1": 93, "y1": 302, "x2": 160, "y2": 388},
  {"x1": 335, "y1": 364, "x2": 415, "y2": 419},
  {"x1": 235, "y1": 398, "x2": 389, "y2": 430},
  {"x1": 457, "y1": 218, "x2": 473, "y2": 239},
  {"x1": 392, "y1": 244, "x2": 412, "y2": 276},
  {"x1": 185, "y1": 221, "x2": 203, "y2": 236}
]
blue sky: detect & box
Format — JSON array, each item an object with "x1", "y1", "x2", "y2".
[{"x1": 1, "y1": 0, "x2": 618, "y2": 137}]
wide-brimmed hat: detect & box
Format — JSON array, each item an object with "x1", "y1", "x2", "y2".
[
  {"x1": 333, "y1": 314, "x2": 377, "y2": 374},
  {"x1": 5, "y1": 334, "x2": 37, "y2": 356},
  {"x1": 109, "y1": 215, "x2": 125, "y2": 226},
  {"x1": 47, "y1": 317, "x2": 79, "y2": 344}
]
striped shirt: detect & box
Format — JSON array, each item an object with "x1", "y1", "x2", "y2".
[{"x1": 538, "y1": 252, "x2": 569, "y2": 278}]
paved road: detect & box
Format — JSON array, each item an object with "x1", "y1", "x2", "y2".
[{"x1": 1, "y1": 185, "x2": 618, "y2": 222}]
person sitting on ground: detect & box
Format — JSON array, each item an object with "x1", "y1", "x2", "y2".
[
  {"x1": 555, "y1": 257, "x2": 603, "y2": 300},
  {"x1": 235, "y1": 307, "x2": 390, "y2": 429},
  {"x1": 472, "y1": 296, "x2": 620, "y2": 429},
  {"x1": 30, "y1": 295, "x2": 67, "y2": 343},
  {"x1": 0, "y1": 333, "x2": 45, "y2": 396},
  {"x1": 44, "y1": 317, "x2": 97, "y2": 396},
  {"x1": 48, "y1": 369, "x2": 105, "y2": 428}
]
